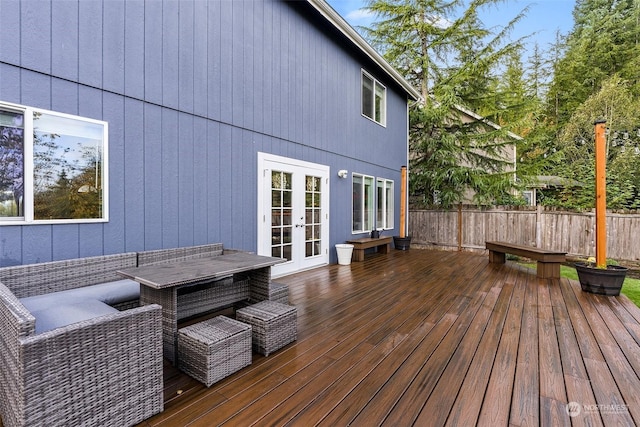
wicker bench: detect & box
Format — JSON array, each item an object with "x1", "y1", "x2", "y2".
[
  {"x1": 486, "y1": 241, "x2": 566, "y2": 279},
  {"x1": 0, "y1": 253, "x2": 163, "y2": 427},
  {"x1": 178, "y1": 316, "x2": 252, "y2": 387},
  {"x1": 346, "y1": 236, "x2": 393, "y2": 262},
  {"x1": 236, "y1": 300, "x2": 297, "y2": 356}
]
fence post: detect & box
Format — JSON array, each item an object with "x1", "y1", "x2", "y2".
[
  {"x1": 457, "y1": 204, "x2": 462, "y2": 251},
  {"x1": 536, "y1": 205, "x2": 542, "y2": 248}
]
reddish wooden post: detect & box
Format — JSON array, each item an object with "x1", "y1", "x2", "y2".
[
  {"x1": 594, "y1": 120, "x2": 607, "y2": 268},
  {"x1": 400, "y1": 166, "x2": 407, "y2": 238}
]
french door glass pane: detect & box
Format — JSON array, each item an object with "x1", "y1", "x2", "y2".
[
  {"x1": 271, "y1": 171, "x2": 293, "y2": 261},
  {"x1": 305, "y1": 174, "x2": 322, "y2": 258}
]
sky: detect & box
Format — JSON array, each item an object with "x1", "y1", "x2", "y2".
[{"x1": 325, "y1": 0, "x2": 576, "y2": 58}]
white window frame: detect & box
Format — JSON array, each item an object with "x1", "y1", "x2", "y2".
[
  {"x1": 522, "y1": 190, "x2": 536, "y2": 206},
  {"x1": 352, "y1": 173, "x2": 375, "y2": 233},
  {"x1": 376, "y1": 178, "x2": 394, "y2": 230},
  {"x1": 0, "y1": 101, "x2": 109, "y2": 225},
  {"x1": 361, "y1": 70, "x2": 386, "y2": 126}
]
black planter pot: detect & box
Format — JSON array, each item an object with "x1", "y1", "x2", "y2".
[
  {"x1": 575, "y1": 262, "x2": 628, "y2": 296},
  {"x1": 393, "y1": 236, "x2": 412, "y2": 250}
]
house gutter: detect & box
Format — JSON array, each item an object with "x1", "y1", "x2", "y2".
[{"x1": 306, "y1": 0, "x2": 421, "y2": 102}]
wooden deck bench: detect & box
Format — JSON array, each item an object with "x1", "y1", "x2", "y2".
[
  {"x1": 346, "y1": 236, "x2": 393, "y2": 262},
  {"x1": 485, "y1": 241, "x2": 566, "y2": 279}
]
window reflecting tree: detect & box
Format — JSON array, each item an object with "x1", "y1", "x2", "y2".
[{"x1": 0, "y1": 110, "x2": 24, "y2": 217}]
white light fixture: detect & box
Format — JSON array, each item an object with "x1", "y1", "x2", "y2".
[{"x1": 337, "y1": 169, "x2": 348, "y2": 179}]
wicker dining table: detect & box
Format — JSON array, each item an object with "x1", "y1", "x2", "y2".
[{"x1": 117, "y1": 252, "x2": 284, "y2": 364}]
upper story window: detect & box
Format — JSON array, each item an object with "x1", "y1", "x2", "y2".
[
  {"x1": 0, "y1": 102, "x2": 108, "y2": 224},
  {"x1": 361, "y1": 70, "x2": 386, "y2": 126},
  {"x1": 376, "y1": 178, "x2": 394, "y2": 229}
]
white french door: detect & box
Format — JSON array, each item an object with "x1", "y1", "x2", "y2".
[{"x1": 257, "y1": 153, "x2": 330, "y2": 277}]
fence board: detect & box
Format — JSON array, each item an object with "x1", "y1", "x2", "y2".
[{"x1": 409, "y1": 207, "x2": 640, "y2": 262}]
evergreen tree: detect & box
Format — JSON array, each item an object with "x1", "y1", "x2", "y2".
[
  {"x1": 362, "y1": 0, "x2": 527, "y2": 207},
  {"x1": 526, "y1": 43, "x2": 551, "y2": 101},
  {"x1": 547, "y1": 0, "x2": 640, "y2": 125},
  {"x1": 511, "y1": 40, "x2": 565, "y2": 184},
  {"x1": 538, "y1": 0, "x2": 640, "y2": 209},
  {"x1": 553, "y1": 75, "x2": 640, "y2": 209},
  {"x1": 493, "y1": 48, "x2": 529, "y2": 127}
]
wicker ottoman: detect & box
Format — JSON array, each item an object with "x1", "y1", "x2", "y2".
[
  {"x1": 236, "y1": 301, "x2": 297, "y2": 356},
  {"x1": 177, "y1": 316, "x2": 252, "y2": 387}
]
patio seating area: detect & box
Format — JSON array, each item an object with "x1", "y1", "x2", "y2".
[
  {"x1": 138, "y1": 248, "x2": 640, "y2": 426},
  {"x1": 0, "y1": 244, "x2": 288, "y2": 427}
]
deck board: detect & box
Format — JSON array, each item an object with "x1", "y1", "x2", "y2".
[
  {"x1": 445, "y1": 280, "x2": 514, "y2": 427},
  {"x1": 511, "y1": 272, "x2": 540, "y2": 426},
  {"x1": 130, "y1": 249, "x2": 640, "y2": 427},
  {"x1": 477, "y1": 271, "x2": 526, "y2": 426},
  {"x1": 537, "y1": 281, "x2": 566, "y2": 405}
]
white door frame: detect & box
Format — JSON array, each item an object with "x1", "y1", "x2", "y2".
[{"x1": 257, "y1": 152, "x2": 330, "y2": 277}]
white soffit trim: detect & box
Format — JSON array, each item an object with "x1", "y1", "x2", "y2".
[{"x1": 307, "y1": 0, "x2": 421, "y2": 102}]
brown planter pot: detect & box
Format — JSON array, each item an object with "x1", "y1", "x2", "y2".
[
  {"x1": 575, "y1": 262, "x2": 628, "y2": 296},
  {"x1": 393, "y1": 236, "x2": 411, "y2": 251}
]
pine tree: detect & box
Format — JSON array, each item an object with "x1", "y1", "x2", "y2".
[
  {"x1": 362, "y1": 0, "x2": 527, "y2": 207},
  {"x1": 539, "y1": 0, "x2": 640, "y2": 209},
  {"x1": 552, "y1": 75, "x2": 640, "y2": 209},
  {"x1": 547, "y1": 0, "x2": 640, "y2": 125}
]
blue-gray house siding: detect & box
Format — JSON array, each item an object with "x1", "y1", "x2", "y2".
[{"x1": 0, "y1": 0, "x2": 416, "y2": 267}]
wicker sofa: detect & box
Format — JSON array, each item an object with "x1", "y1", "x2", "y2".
[{"x1": 0, "y1": 253, "x2": 164, "y2": 427}]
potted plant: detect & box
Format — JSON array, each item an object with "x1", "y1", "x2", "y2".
[
  {"x1": 575, "y1": 120, "x2": 628, "y2": 296},
  {"x1": 575, "y1": 258, "x2": 628, "y2": 296}
]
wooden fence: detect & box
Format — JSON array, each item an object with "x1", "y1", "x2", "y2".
[{"x1": 409, "y1": 205, "x2": 640, "y2": 262}]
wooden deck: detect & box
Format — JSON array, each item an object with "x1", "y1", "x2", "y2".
[{"x1": 137, "y1": 249, "x2": 640, "y2": 426}]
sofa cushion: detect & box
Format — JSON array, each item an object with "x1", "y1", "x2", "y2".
[
  {"x1": 20, "y1": 279, "x2": 140, "y2": 312},
  {"x1": 30, "y1": 299, "x2": 119, "y2": 334},
  {"x1": 67, "y1": 279, "x2": 141, "y2": 305}
]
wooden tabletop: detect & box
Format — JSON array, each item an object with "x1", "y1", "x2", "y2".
[{"x1": 117, "y1": 252, "x2": 284, "y2": 289}]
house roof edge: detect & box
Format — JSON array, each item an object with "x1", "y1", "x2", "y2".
[{"x1": 306, "y1": 0, "x2": 421, "y2": 101}]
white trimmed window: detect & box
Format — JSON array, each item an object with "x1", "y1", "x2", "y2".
[
  {"x1": 0, "y1": 101, "x2": 108, "y2": 224},
  {"x1": 376, "y1": 178, "x2": 394, "y2": 230},
  {"x1": 361, "y1": 70, "x2": 386, "y2": 126},
  {"x1": 352, "y1": 173, "x2": 374, "y2": 233}
]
